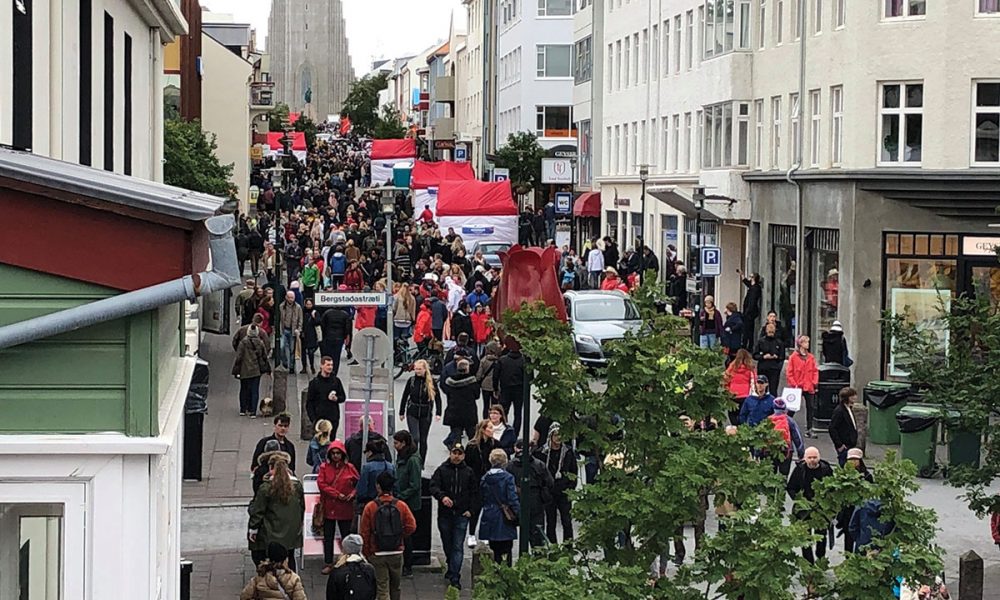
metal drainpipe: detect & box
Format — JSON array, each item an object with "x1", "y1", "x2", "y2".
[
  {"x1": 785, "y1": 0, "x2": 808, "y2": 339},
  {"x1": 0, "y1": 215, "x2": 241, "y2": 351}
]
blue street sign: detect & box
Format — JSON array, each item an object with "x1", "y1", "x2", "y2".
[
  {"x1": 455, "y1": 146, "x2": 467, "y2": 162},
  {"x1": 555, "y1": 192, "x2": 572, "y2": 215},
  {"x1": 701, "y1": 246, "x2": 722, "y2": 277}
]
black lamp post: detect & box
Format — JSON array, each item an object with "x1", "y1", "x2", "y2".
[{"x1": 638, "y1": 164, "x2": 649, "y2": 282}]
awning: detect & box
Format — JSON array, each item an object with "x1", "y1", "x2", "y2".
[
  {"x1": 573, "y1": 191, "x2": 601, "y2": 217},
  {"x1": 647, "y1": 186, "x2": 747, "y2": 222}
]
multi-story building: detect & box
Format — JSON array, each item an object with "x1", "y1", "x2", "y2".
[
  {"x1": 496, "y1": 0, "x2": 578, "y2": 154},
  {"x1": 594, "y1": 0, "x2": 1000, "y2": 384},
  {"x1": 458, "y1": 0, "x2": 489, "y2": 176},
  {"x1": 573, "y1": 0, "x2": 605, "y2": 243}
]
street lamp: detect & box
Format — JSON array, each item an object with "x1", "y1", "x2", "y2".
[
  {"x1": 569, "y1": 155, "x2": 578, "y2": 251},
  {"x1": 638, "y1": 165, "x2": 649, "y2": 283},
  {"x1": 692, "y1": 186, "x2": 707, "y2": 345},
  {"x1": 380, "y1": 187, "x2": 397, "y2": 436}
]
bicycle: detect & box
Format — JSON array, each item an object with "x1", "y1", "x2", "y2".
[{"x1": 393, "y1": 337, "x2": 444, "y2": 379}]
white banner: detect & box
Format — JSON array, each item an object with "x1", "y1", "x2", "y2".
[
  {"x1": 541, "y1": 158, "x2": 573, "y2": 184},
  {"x1": 412, "y1": 187, "x2": 438, "y2": 220},
  {"x1": 315, "y1": 292, "x2": 388, "y2": 307},
  {"x1": 437, "y1": 215, "x2": 518, "y2": 249},
  {"x1": 370, "y1": 158, "x2": 413, "y2": 185}
]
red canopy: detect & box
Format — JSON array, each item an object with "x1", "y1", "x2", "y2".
[
  {"x1": 436, "y1": 180, "x2": 517, "y2": 217},
  {"x1": 371, "y1": 139, "x2": 416, "y2": 160},
  {"x1": 409, "y1": 160, "x2": 475, "y2": 189},
  {"x1": 573, "y1": 191, "x2": 601, "y2": 217},
  {"x1": 266, "y1": 131, "x2": 306, "y2": 151}
]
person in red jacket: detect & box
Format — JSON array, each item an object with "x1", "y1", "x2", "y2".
[
  {"x1": 786, "y1": 335, "x2": 820, "y2": 437},
  {"x1": 360, "y1": 471, "x2": 417, "y2": 598},
  {"x1": 317, "y1": 440, "x2": 360, "y2": 574},
  {"x1": 355, "y1": 305, "x2": 376, "y2": 331},
  {"x1": 723, "y1": 349, "x2": 757, "y2": 426},
  {"x1": 470, "y1": 304, "x2": 492, "y2": 354},
  {"x1": 413, "y1": 300, "x2": 434, "y2": 348},
  {"x1": 600, "y1": 267, "x2": 629, "y2": 292},
  {"x1": 343, "y1": 260, "x2": 365, "y2": 291}
]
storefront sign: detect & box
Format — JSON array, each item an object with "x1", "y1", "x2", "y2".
[
  {"x1": 555, "y1": 192, "x2": 572, "y2": 215},
  {"x1": 462, "y1": 226, "x2": 495, "y2": 235},
  {"x1": 433, "y1": 139, "x2": 456, "y2": 150},
  {"x1": 962, "y1": 236, "x2": 1000, "y2": 256},
  {"x1": 614, "y1": 197, "x2": 631, "y2": 208},
  {"x1": 542, "y1": 158, "x2": 573, "y2": 184}
]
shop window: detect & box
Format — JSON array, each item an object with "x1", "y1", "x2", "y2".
[
  {"x1": 605, "y1": 210, "x2": 618, "y2": 242},
  {"x1": 661, "y1": 215, "x2": 680, "y2": 278},
  {"x1": 885, "y1": 258, "x2": 956, "y2": 376},
  {"x1": 770, "y1": 224, "x2": 797, "y2": 338},
  {"x1": 807, "y1": 228, "x2": 839, "y2": 347}
]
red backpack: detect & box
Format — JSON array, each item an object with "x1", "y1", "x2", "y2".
[{"x1": 768, "y1": 414, "x2": 792, "y2": 455}]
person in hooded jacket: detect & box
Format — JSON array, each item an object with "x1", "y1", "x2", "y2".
[
  {"x1": 721, "y1": 302, "x2": 744, "y2": 363},
  {"x1": 476, "y1": 342, "x2": 501, "y2": 418},
  {"x1": 534, "y1": 422, "x2": 577, "y2": 543},
  {"x1": 479, "y1": 449, "x2": 521, "y2": 566},
  {"x1": 442, "y1": 360, "x2": 481, "y2": 447},
  {"x1": 326, "y1": 534, "x2": 376, "y2": 600},
  {"x1": 318, "y1": 440, "x2": 359, "y2": 574},
  {"x1": 470, "y1": 304, "x2": 493, "y2": 354},
  {"x1": 429, "y1": 295, "x2": 449, "y2": 341},
  {"x1": 786, "y1": 335, "x2": 820, "y2": 436},
  {"x1": 392, "y1": 431, "x2": 423, "y2": 577},
  {"x1": 233, "y1": 324, "x2": 271, "y2": 416},
  {"x1": 413, "y1": 299, "x2": 434, "y2": 349},
  {"x1": 355, "y1": 439, "x2": 396, "y2": 510},
  {"x1": 723, "y1": 349, "x2": 756, "y2": 427},
  {"x1": 252, "y1": 441, "x2": 288, "y2": 495},
  {"x1": 240, "y1": 542, "x2": 307, "y2": 600},
  {"x1": 837, "y1": 448, "x2": 874, "y2": 553},
  {"x1": 821, "y1": 320, "x2": 853, "y2": 366},
  {"x1": 506, "y1": 439, "x2": 553, "y2": 548},
  {"x1": 450, "y1": 300, "x2": 475, "y2": 343},
  {"x1": 430, "y1": 443, "x2": 480, "y2": 590}
]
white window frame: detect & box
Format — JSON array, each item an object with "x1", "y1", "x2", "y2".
[
  {"x1": 738, "y1": 0, "x2": 752, "y2": 49},
  {"x1": 775, "y1": 0, "x2": 784, "y2": 44},
  {"x1": 536, "y1": 105, "x2": 575, "y2": 138},
  {"x1": 615, "y1": 40, "x2": 622, "y2": 90},
  {"x1": 538, "y1": 0, "x2": 575, "y2": 17},
  {"x1": 684, "y1": 112, "x2": 693, "y2": 172},
  {"x1": 652, "y1": 24, "x2": 660, "y2": 77},
  {"x1": 971, "y1": 80, "x2": 1000, "y2": 165},
  {"x1": 613, "y1": 125, "x2": 621, "y2": 173},
  {"x1": 686, "y1": 11, "x2": 694, "y2": 69},
  {"x1": 831, "y1": 85, "x2": 844, "y2": 166},
  {"x1": 759, "y1": 0, "x2": 767, "y2": 48},
  {"x1": 697, "y1": 6, "x2": 705, "y2": 60},
  {"x1": 695, "y1": 109, "x2": 704, "y2": 170},
  {"x1": 790, "y1": 92, "x2": 801, "y2": 165},
  {"x1": 641, "y1": 28, "x2": 649, "y2": 84},
  {"x1": 640, "y1": 119, "x2": 647, "y2": 163},
  {"x1": 633, "y1": 33, "x2": 640, "y2": 84},
  {"x1": 607, "y1": 43, "x2": 614, "y2": 90},
  {"x1": 537, "y1": 44, "x2": 573, "y2": 78},
  {"x1": 877, "y1": 81, "x2": 923, "y2": 166},
  {"x1": 624, "y1": 37, "x2": 631, "y2": 87},
  {"x1": 809, "y1": 89, "x2": 821, "y2": 166},
  {"x1": 663, "y1": 20, "x2": 671, "y2": 77},
  {"x1": 771, "y1": 96, "x2": 782, "y2": 168},
  {"x1": 792, "y1": 0, "x2": 802, "y2": 39},
  {"x1": 672, "y1": 114, "x2": 681, "y2": 171},
  {"x1": 883, "y1": 0, "x2": 925, "y2": 19},
  {"x1": 652, "y1": 117, "x2": 660, "y2": 169},
  {"x1": 737, "y1": 101, "x2": 750, "y2": 166},
  {"x1": 834, "y1": 0, "x2": 845, "y2": 28},
  {"x1": 813, "y1": 0, "x2": 823, "y2": 34},
  {"x1": 754, "y1": 98, "x2": 765, "y2": 169},
  {"x1": 978, "y1": 0, "x2": 1000, "y2": 15},
  {"x1": 631, "y1": 121, "x2": 638, "y2": 173},
  {"x1": 674, "y1": 16, "x2": 682, "y2": 73}
]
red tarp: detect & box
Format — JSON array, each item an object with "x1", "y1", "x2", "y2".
[
  {"x1": 288, "y1": 112, "x2": 301, "y2": 124},
  {"x1": 266, "y1": 131, "x2": 306, "y2": 151},
  {"x1": 371, "y1": 139, "x2": 416, "y2": 160},
  {"x1": 409, "y1": 160, "x2": 476, "y2": 189},
  {"x1": 436, "y1": 180, "x2": 517, "y2": 217}
]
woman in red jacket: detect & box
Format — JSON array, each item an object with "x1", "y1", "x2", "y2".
[
  {"x1": 343, "y1": 260, "x2": 365, "y2": 291},
  {"x1": 413, "y1": 300, "x2": 433, "y2": 348},
  {"x1": 722, "y1": 349, "x2": 756, "y2": 426},
  {"x1": 786, "y1": 335, "x2": 820, "y2": 437},
  {"x1": 470, "y1": 303, "x2": 493, "y2": 354},
  {"x1": 317, "y1": 440, "x2": 359, "y2": 574}
]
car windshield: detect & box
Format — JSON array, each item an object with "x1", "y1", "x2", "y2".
[
  {"x1": 574, "y1": 298, "x2": 641, "y2": 321},
  {"x1": 478, "y1": 244, "x2": 510, "y2": 254}
]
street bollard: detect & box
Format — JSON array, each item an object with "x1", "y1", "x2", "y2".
[
  {"x1": 853, "y1": 403, "x2": 869, "y2": 454},
  {"x1": 959, "y1": 549, "x2": 984, "y2": 600},
  {"x1": 180, "y1": 559, "x2": 193, "y2": 600},
  {"x1": 470, "y1": 543, "x2": 493, "y2": 588},
  {"x1": 299, "y1": 389, "x2": 312, "y2": 441}
]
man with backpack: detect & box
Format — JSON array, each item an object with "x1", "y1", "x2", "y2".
[
  {"x1": 429, "y1": 443, "x2": 480, "y2": 591},
  {"x1": 327, "y1": 534, "x2": 376, "y2": 600},
  {"x1": 359, "y1": 471, "x2": 416, "y2": 600},
  {"x1": 768, "y1": 398, "x2": 805, "y2": 477}
]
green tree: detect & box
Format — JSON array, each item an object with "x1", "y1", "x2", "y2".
[
  {"x1": 163, "y1": 118, "x2": 236, "y2": 199},
  {"x1": 372, "y1": 105, "x2": 408, "y2": 139},
  {"x1": 342, "y1": 72, "x2": 390, "y2": 137},
  {"x1": 474, "y1": 278, "x2": 943, "y2": 599},
  {"x1": 294, "y1": 113, "x2": 318, "y2": 148},
  {"x1": 494, "y1": 132, "x2": 547, "y2": 195},
  {"x1": 268, "y1": 102, "x2": 291, "y2": 132}
]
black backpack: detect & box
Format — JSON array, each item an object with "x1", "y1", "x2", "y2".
[
  {"x1": 373, "y1": 498, "x2": 403, "y2": 552},
  {"x1": 340, "y1": 561, "x2": 376, "y2": 599}
]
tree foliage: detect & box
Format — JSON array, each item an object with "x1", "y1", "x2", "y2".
[
  {"x1": 883, "y1": 284, "x2": 1000, "y2": 515},
  {"x1": 494, "y1": 132, "x2": 547, "y2": 194},
  {"x1": 268, "y1": 102, "x2": 291, "y2": 132},
  {"x1": 475, "y1": 278, "x2": 943, "y2": 599},
  {"x1": 342, "y1": 72, "x2": 390, "y2": 137},
  {"x1": 293, "y1": 113, "x2": 318, "y2": 148},
  {"x1": 372, "y1": 105, "x2": 408, "y2": 140},
  {"x1": 163, "y1": 118, "x2": 236, "y2": 199}
]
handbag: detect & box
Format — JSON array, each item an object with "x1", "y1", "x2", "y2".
[
  {"x1": 312, "y1": 503, "x2": 325, "y2": 534},
  {"x1": 256, "y1": 345, "x2": 272, "y2": 375},
  {"x1": 487, "y1": 478, "x2": 519, "y2": 527}
]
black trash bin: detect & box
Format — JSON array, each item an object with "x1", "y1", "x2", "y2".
[
  {"x1": 183, "y1": 359, "x2": 210, "y2": 481},
  {"x1": 411, "y1": 477, "x2": 433, "y2": 566},
  {"x1": 180, "y1": 559, "x2": 193, "y2": 600},
  {"x1": 813, "y1": 364, "x2": 851, "y2": 432}
]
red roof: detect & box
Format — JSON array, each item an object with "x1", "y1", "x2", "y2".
[
  {"x1": 266, "y1": 132, "x2": 306, "y2": 151},
  {"x1": 371, "y1": 139, "x2": 416, "y2": 160},
  {"x1": 409, "y1": 160, "x2": 475, "y2": 189},
  {"x1": 436, "y1": 180, "x2": 517, "y2": 217}
]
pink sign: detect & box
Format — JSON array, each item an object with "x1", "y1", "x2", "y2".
[
  {"x1": 302, "y1": 475, "x2": 336, "y2": 557},
  {"x1": 343, "y1": 399, "x2": 386, "y2": 438}
]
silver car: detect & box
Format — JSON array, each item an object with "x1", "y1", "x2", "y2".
[
  {"x1": 563, "y1": 290, "x2": 643, "y2": 366},
  {"x1": 469, "y1": 241, "x2": 511, "y2": 270}
]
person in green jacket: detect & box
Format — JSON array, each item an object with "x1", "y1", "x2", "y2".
[
  {"x1": 393, "y1": 430, "x2": 423, "y2": 577},
  {"x1": 248, "y1": 454, "x2": 306, "y2": 572},
  {"x1": 300, "y1": 255, "x2": 320, "y2": 301}
]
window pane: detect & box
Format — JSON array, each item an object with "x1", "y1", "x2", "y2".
[
  {"x1": 908, "y1": 0, "x2": 925, "y2": 15},
  {"x1": 549, "y1": 45, "x2": 572, "y2": 76},
  {"x1": 905, "y1": 84, "x2": 923, "y2": 108},
  {"x1": 975, "y1": 113, "x2": 1000, "y2": 162},
  {"x1": 724, "y1": 0, "x2": 735, "y2": 52},
  {"x1": 977, "y1": 82, "x2": 1000, "y2": 107},
  {"x1": 885, "y1": 0, "x2": 902, "y2": 16},
  {"x1": 881, "y1": 114, "x2": 899, "y2": 162},
  {"x1": 883, "y1": 84, "x2": 900, "y2": 108},
  {"x1": 704, "y1": 109, "x2": 715, "y2": 166},
  {"x1": 723, "y1": 102, "x2": 733, "y2": 166},
  {"x1": 739, "y1": 1, "x2": 751, "y2": 48},
  {"x1": 904, "y1": 114, "x2": 922, "y2": 161},
  {"x1": 738, "y1": 120, "x2": 749, "y2": 164},
  {"x1": 982, "y1": 0, "x2": 1000, "y2": 13},
  {"x1": 715, "y1": 0, "x2": 726, "y2": 54}
]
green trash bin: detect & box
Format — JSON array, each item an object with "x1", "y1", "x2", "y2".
[
  {"x1": 865, "y1": 381, "x2": 911, "y2": 445},
  {"x1": 896, "y1": 405, "x2": 940, "y2": 478},
  {"x1": 943, "y1": 409, "x2": 982, "y2": 468}
]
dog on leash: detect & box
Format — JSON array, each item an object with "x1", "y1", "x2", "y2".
[{"x1": 258, "y1": 397, "x2": 274, "y2": 418}]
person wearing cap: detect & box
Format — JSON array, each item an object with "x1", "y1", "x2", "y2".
[
  {"x1": 318, "y1": 440, "x2": 359, "y2": 574},
  {"x1": 430, "y1": 443, "x2": 480, "y2": 590},
  {"x1": 326, "y1": 534, "x2": 376, "y2": 600},
  {"x1": 821, "y1": 320, "x2": 853, "y2": 367},
  {"x1": 466, "y1": 281, "x2": 490, "y2": 309},
  {"x1": 600, "y1": 266, "x2": 629, "y2": 292},
  {"x1": 239, "y1": 542, "x2": 307, "y2": 600},
  {"x1": 786, "y1": 447, "x2": 834, "y2": 565},
  {"x1": 768, "y1": 398, "x2": 805, "y2": 477},
  {"x1": 506, "y1": 438, "x2": 553, "y2": 548},
  {"x1": 829, "y1": 387, "x2": 859, "y2": 467},
  {"x1": 534, "y1": 422, "x2": 577, "y2": 544},
  {"x1": 837, "y1": 448, "x2": 874, "y2": 554},
  {"x1": 738, "y1": 375, "x2": 776, "y2": 428}
]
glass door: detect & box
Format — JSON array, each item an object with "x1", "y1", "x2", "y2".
[{"x1": 966, "y1": 260, "x2": 1000, "y2": 306}]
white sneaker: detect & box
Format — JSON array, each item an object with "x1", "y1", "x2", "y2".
[{"x1": 466, "y1": 535, "x2": 477, "y2": 548}]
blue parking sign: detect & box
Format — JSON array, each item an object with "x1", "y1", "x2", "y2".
[{"x1": 701, "y1": 246, "x2": 722, "y2": 277}]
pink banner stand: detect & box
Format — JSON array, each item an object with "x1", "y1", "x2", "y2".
[{"x1": 343, "y1": 399, "x2": 386, "y2": 438}]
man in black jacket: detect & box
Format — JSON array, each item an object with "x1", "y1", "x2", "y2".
[
  {"x1": 250, "y1": 413, "x2": 296, "y2": 474},
  {"x1": 534, "y1": 423, "x2": 576, "y2": 543},
  {"x1": 429, "y1": 444, "x2": 480, "y2": 590},
  {"x1": 507, "y1": 439, "x2": 554, "y2": 548},
  {"x1": 829, "y1": 387, "x2": 859, "y2": 466},
  {"x1": 787, "y1": 447, "x2": 834, "y2": 564},
  {"x1": 306, "y1": 356, "x2": 346, "y2": 437},
  {"x1": 493, "y1": 345, "x2": 526, "y2": 432},
  {"x1": 345, "y1": 416, "x2": 386, "y2": 473},
  {"x1": 737, "y1": 269, "x2": 763, "y2": 350},
  {"x1": 668, "y1": 266, "x2": 688, "y2": 315},
  {"x1": 602, "y1": 237, "x2": 620, "y2": 273},
  {"x1": 753, "y1": 323, "x2": 786, "y2": 396},
  {"x1": 319, "y1": 306, "x2": 352, "y2": 375}
]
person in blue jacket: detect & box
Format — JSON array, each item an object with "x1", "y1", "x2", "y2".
[
  {"x1": 354, "y1": 439, "x2": 396, "y2": 510},
  {"x1": 739, "y1": 374, "x2": 776, "y2": 427},
  {"x1": 478, "y1": 448, "x2": 520, "y2": 567}
]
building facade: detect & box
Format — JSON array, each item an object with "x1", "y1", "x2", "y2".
[
  {"x1": 458, "y1": 0, "x2": 488, "y2": 175},
  {"x1": 267, "y1": 0, "x2": 354, "y2": 119}
]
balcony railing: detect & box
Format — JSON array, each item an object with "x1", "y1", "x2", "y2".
[{"x1": 250, "y1": 81, "x2": 275, "y2": 109}]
